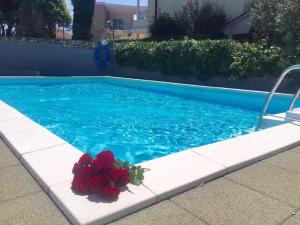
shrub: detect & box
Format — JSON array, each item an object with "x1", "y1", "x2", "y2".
[
  {"x1": 175, "y1": 0, "x2": 226, "y2": 39},
  {"x1": 229, "y1": 41, "x2": 286, "y2": 79},
  {"x1": 115, "y1": 41, "x2": 157, "y2": 70},
  {"x1": 115, "y1": 39, "x2": 287, "y2": 79},
  {"x1": 248, "y1": 0, "x2": 300, "y2": 50},
  {"x1": 295, "y1": 45, "x2": 300, "y2": 63},
  {"x1": 149, "y1": 13, "x2": 185, "y2": 38}
]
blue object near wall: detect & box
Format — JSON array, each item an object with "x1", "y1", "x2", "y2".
[{"x1": 94, "y1": 44, "x2": 111, "y2": 69}]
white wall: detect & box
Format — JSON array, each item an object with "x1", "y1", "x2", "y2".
[
  {"x1": 224, "y1": 14, "x2": 251, "y2": 37},
  {"x1": 223, "y1": 0, "x2": 248, "y2": 21}
]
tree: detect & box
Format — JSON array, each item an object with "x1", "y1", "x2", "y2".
[
  {"x1": 71, "y1": 0, "x2": 96, "y2": 40},
  {"x1": 40, "y1": 0, "x2": 72, "y2": 38},
  {"x1": 175, "y1": 0, "x2": 226, "y2": 39},
  {"x1": 0, "y1": 0, "x2": 21, "y2": 36},
  {"x1": 16, "y1": 0, "x2": 71, "y2": 38},
  {"x1": 249, "y1": 0, "x2": 300, "y2": 50},
  {"x1": 149, "y1": 13, "x2": 185, "y2": 38}
]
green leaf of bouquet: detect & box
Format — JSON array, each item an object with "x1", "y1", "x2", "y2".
[
  {"x1": 115, "y1": 159, "x2": 149, "y2": 186},
  {"x1": 114, "y1": 160, "x2": 123, "y2": 168}
]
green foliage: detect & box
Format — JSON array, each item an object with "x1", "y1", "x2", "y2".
[
  {"x1": 71, "y1": 0, "x2": 96, "y2": 40},
  {"x1": 115, "y1": 160, "x2": 149, "y2": 186},
  {"x1": 149, "y1": 0, "x2": 226, "y2": 39},
  {"x1": 0, "y1": 0, "x2": 21, "y2": 36},
  {"x1": 1, "y1": 0, "x2": 71, "y2": 38},
  {"x1": 20, "y1": 0, "x2": 71, "y2": 24},
  {"x1": 116, "y1": 39, "x2": 288, "y2": 79},
  {"x1": 229, "y1": 41, "x2": 286, "y2": 79},
  {"x1": 153, "y1": 39, "x2": 234, "y2": 75},
  {"x1": 249, "y1": 0, "x2": 300, "y2": 51},
  {"x1": 296, "y1": 46, "x2": 300, "y2": 63},
  {"x1": 46, "y1": 0, "x2": 72, "y2": 26},
  {"x1": 45, "y1": 0, "x2": 71, "y2": 24},
  {"x1": 0, "y1": 0, "x2": 20, "y2": 17},
  {"x1": 149, "y1": 13, "x2": 185, "y2": 39},
  {"x1": 16, "y1": 0, "x2": 71, "y2": 38}
]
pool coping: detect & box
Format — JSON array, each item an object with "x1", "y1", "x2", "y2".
[{"x1": 1, "y1": 91, "x2": 300, "y2": 225}]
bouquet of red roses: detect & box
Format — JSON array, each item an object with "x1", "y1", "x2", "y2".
[{"x1": 71, "y1": 150, "x2": 147, "y2": 201}]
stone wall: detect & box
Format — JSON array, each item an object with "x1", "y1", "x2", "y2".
[
  {"x1": 113, "y1": 66, "x2": 299, "y2": 94},
  {"x1": 0, "y1": 37, "x2": 111, "y2": 76},
  {"x1": 0, "y1": 37, "x2": 98, "y2": 48}
]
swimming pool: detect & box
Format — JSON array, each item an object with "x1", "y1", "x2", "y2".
[{"x1": 0, "y1": 77, "x2": 296, "y2": 163}]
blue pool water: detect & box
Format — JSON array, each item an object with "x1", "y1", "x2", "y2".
[{"x1": 0, "y1": 77, "x2": 297, "y2": 163}]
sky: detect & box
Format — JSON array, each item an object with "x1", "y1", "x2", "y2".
[{"x1": 66, "y1": 0, "x2": 148, "y2": 13}]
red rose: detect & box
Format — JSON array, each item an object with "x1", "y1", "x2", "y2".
[
  {"x1": 71, "y1": 177, "x2": 91, "y2": 195},
  {"x1": 86, "y1": 175, "x2": 106, "y2": 193},
  {"x1": 71, "y1": 150, "x2": 134, "y2": 202},
  {"x1": 97, "y1": 187, "x2": 120, "y2": 201},
  {"x1": 112, "y1": 168, "x2": 129, "y2": 187},
  {"x1": 92, "y1": 150, "x2": 115, "y2": 172},
  {"x1": 79, "y1": 166, "x2": 94, "y2": 178},
  {"x1": 78, "y1": 153, "x2": 93, "y2": 167},
  {"x1": 72, "y1": 163, "x2": 80, "y2": 175}
]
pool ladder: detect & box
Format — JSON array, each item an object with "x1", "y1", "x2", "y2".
[{"x1": 256, "y1": 64, "x2": 300, "y2": 130}]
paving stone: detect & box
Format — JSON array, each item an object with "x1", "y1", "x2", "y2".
[
  {"x1": 226, "y1": 163, "x2": 300, "y2": 207},
  {"x1": 171, "y1": 178, "x2": 292, "y2": 225},
  {"x1": 109, "y1": 200, "x2": 206, "y2": 225},
  {"x1": 282, "y1": 212, "x2": 300, "y2": 225},
  {"x1": 0, "y1": 139, "x2": 8, "y2": 153},
  {"x1": 290, "y1": 146, "x2": 300, "y2": 154},
  {"x1": 0, "y1": 147, "x2": 19, "y2": 169},
  {"x1": 0, "y1": 192, "x2": 70, "y2": 225},
  {"x1": 263, "y1": 150, "x2": 300, "y2": 174},
  {"x1": 0, "y1": 165, "x2": 41, "y2": 203}
]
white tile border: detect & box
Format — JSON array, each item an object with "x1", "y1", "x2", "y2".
[
  {"x1": 20, "y1": 143, "x2": 83, "y2": 191},
  {"x1": 1, "y1": 97, "x2": 300, "y2": 225},
  {"x1": 49, "y1": 182, "x2": 158, "y2": 225}
]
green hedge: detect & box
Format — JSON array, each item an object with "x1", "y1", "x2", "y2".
[{"x1": 115, "y1": 39, "x2": 288, "y2": 79}]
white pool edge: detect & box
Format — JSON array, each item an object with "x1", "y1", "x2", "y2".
[{"x1": 1, "y1": 100, "x2": 300, "y2": 225}]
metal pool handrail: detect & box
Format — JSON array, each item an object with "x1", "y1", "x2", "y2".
[{"x1": 256, "y1": 64, "x2": 300, "y2": 130}]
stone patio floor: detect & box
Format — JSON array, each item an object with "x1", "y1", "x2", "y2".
[{"x1": 1, "y1": 137, "x2": 300, "y2": 225}]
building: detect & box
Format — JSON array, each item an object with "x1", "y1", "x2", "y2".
[
  {"x1": 56, "y1": 26, "x2": 72, "y2": 40},
  {"x1": 92, "y1": 2, "x2": 148, "y2": 41},
  {"x1": 148, "y1": 0, "x2": 251, "y2": 39},
  {"x1": 131, "y1": 10, "x2": 149, "y2": 39}
]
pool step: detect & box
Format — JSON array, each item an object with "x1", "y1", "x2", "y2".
[
  {"x1": 261, "y1": 113, "x2": 287, "y2": 129},
  {"x1": 261, "y1": 109, "x2": 300, "y2": 129},
  {"x1": 286, "y1": 108, "x2": 300, "y2": 121}
]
